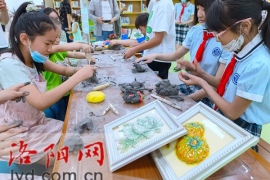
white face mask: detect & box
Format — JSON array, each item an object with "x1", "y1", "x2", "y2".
[
  {"x1": 200, "y1": 23, "x2": 207, "y2": 29},
  {"x1": 222, "y1": 34, "x2": 244, "y2": 52},
  {"x1": 221, "y1": 26, "x2": 244, "y2": 52}
]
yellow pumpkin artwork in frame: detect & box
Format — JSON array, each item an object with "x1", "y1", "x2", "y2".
[{"x1": 175, "y1": 122, "x2": 210, "y2": 165}]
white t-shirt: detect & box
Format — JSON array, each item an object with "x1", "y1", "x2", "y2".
[
  {"x1": 144, "y1": 0, "x2": 176, "y2": 63},
  {"x1": 101, "y1": 0, "x2": 113, "y2": 31},
  {"x1": 147, "y1": 0, "x2": 156, "y2": 13},
  {"x1": 0, "y1": 26, "x2": 8, "y2": 48}
]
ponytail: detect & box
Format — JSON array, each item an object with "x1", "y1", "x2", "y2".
[
  {"x1": 9, "y1": 2, "x2": 55, "y2": 73},
  {"x1": 261, "y1": 0, "x2": 270, "y2": 50}
]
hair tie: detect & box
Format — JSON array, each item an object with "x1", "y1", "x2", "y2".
[{"x1": 26, "y1": 4, "x2": 40, "y2": 12}]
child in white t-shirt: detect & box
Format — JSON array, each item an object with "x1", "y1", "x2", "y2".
[{"x1": 124, "y1": 0, "x2": 176, "y2": 79}]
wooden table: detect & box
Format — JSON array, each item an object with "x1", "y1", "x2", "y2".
[{"x1": 53, "y1": 53, "x2": 270, "y2": 180}]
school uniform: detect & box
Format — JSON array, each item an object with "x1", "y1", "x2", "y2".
[
  {"x1": 179, "y1": 25, "x2": 232, "y2": 107},
  {"x1": 217, "y1": 32, "x2": 270, "y2": 152},
  {"x1": 174, "y1": 2, "x2": 195, "y2": 45},
  {"x1": 144, "y1": 0, "x2": 176, "y2": 79}
]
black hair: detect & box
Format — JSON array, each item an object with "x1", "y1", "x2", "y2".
[
  {"x1": 145, "y1": 0, "x2": 150, "y2": 8},
  {"x1": 9, "y1": 2, "x2": 55, "y2": 73},
  {"x1": 206, "y1": 0, "x2": 270, "y2": 50},
  {"x1": 43, "y1": 7, "x2": 60, "y2": 20},
  {"x1": 50, "y1": 17, "x2": 61, "y2": 27},
  {"x1": 135, "y1": 13, "x2": 149, "y2": 29},
  {"x1": 193, "y1": 0, "x2": 216, "y2": 25},
  {"x1": 72, "y1": 13, "x2": 80, "y2": 24}
]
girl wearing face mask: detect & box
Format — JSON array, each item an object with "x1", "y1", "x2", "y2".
[
  {"x1": 179, "y1": 0, "x2": 270, "y2": 152},
  {"x1": 174, "y1": 0, "x2": 195, "y2": 71},
  {"x1": 137, "y1": 0, "x2": 232, "y2": 108},
  {"x1": 0, "y1": 3, "x2": 96, "y2": 166},
  {"x1": 66, "y1": 13, "x2": 84, "y2": 43}
]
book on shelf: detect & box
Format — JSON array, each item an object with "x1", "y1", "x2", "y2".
[
  {"x1": 121, "y1": 17, "x2": 130, "y2": 25},
  {"x1": 121, "y1": 28, "x2": 132, "y2": 38},
  {"x1": 142, "y1": 3, "x2": 147, "y2": 12},
  {"x1": 54, "y1": 2, "x2": 61, "y2": 7},
  {"x1": 72, "y1": 1, "x2": 79, "y2": 7},
  {"x1": 73, "y1": 10, "x2": 81, "y2": 15}
]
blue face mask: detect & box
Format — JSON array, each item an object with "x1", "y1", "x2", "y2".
[
  {"x1": 181, "y1": 0, "x2": 187, "y2": 3},
  {"x1": 28, "y1": 40, "x2": 49, "y2": 64}
]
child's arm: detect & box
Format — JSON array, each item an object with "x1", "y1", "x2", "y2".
[
  {"x1": 67, "y1": 52, "x2": 86, "y2": 59},
  {"x1": 44, "y1": 60, "x2": 81, "y2": 76},
  {"x1": 189, "y1": 86, "x2": 217, "y2": 101},
  {"x1": 136, "y1": 46, "x2": 190, "y2": 64},
  {"x1": 124, "y1": 32, "x2": 165, "y2": 59},
  {"x1": 0, "y1": 83, "x2": 30, "y2": 104},
  {"x1": 178, "y1": 72, "x2": 252, "y2": 120},
  {"x1": 178, "y1": 61, "x2": 226, "y2": 88},
  {"x1": 67, "y1": 23, "x2": 78, "y2": 34},
  {"x1": 20, "y1": 65, "x2": 97, "y2": 111},
  {"x1": 52, "y1": 42, "x2": 93, "y2": 54},
  {"x1": 110, "y1": 39, "x2": 138, "y2": 47}
]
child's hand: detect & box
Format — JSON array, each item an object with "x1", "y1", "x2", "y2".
[
  {"x1": 109, "y1": 40, "x2": 118, "y2": 47},
  {"x1": 124, "y1": 48, "x2": 136, "y2": 59},
  {"x1": 178, "y1": 71, "x2": 205, "y2": 86},
  {"x1": 67, "y1": 32, "x2": 71, "y2": 34},
  {"x1": 0, "y1": 123, "x2": 29, "y2": 157},
  {"x1": 175, "y1": 20, "x2": 181, "y2": 24},
  {"x1": 0, "y1": 83, "x2": 30, "y2": 104},
  {"x1": 178, "y1": 59, "x2": 204, "y2": 77},
  {"x1": 75, "y1": 65, "x2": 97, "y2": 81},
  {"x1": 65, "y1": 27, "x2": 70, "y2": 30},
  {"x1": 136, "y1": 54, "x2": 157, "y2": 64},
  {"x1": 81, "y1": 44, "x2": 93, "y2": 53},
  {"x1": 0, "y1": 0, "x2": 8, "y2": 12},
  {"x1": 91, "y1": 56, "x2": 96, "y2": 64}
]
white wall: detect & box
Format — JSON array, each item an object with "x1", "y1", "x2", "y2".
[{"x1": 6, "y1": 0, "x2": 43, "y2": 11}]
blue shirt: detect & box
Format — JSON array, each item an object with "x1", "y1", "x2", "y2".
[
  {"x1": 175, "y1": 2, "x2": 195, "y2": 22},
  {"x1": 223, "y1": 33, "x2": 270, "y2": 125},
  {"x1": 136, "y1": 36, "x2": 146, "y2": 57},
  {"x1": 183, "y1": 25, "x2": 232, "y2": 76}
]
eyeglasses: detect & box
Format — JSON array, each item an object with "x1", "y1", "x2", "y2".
[{"x1": 213, "y1": 18, "x2": 252, "y2": 40}]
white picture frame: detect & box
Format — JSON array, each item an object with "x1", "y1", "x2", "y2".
[
  {"x1": 151, "y1": 102, "x2": 260, "y2": 180},
  {"x1": 104, "y1": 100, "x2": 187, "y2": 172}
]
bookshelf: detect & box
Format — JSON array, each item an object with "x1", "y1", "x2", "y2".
[{"x1": 52, "y1": 0, "x2": 195, "y2": 41}]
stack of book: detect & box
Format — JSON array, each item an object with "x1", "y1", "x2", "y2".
[
  {"x1": 121, "y1": 17, "x2": 130, "y2": 24},
  {"x1": 54, "y1": 1, "x2": 61, "y2": 8},
  {"x1": 73, "y1": 10, "x2": 81, "y2": 15},
  {"x1": 121, "y1": 28, "x2": 132, "y2": 37},
  {"x1": 72, "y1": 1, "x2": 79, "y2": 7}
]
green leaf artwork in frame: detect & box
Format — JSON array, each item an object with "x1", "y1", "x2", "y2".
[{"x1": 117, "y1": 116, "x2": 164, "y2": 154}]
